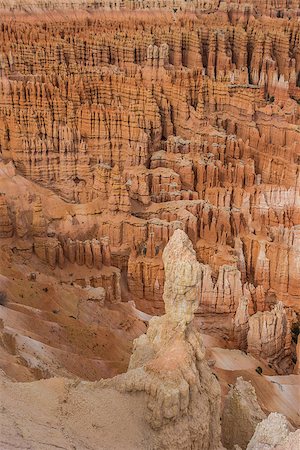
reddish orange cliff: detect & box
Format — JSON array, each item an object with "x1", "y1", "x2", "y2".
[{"x1": 0, "y1": 1, "x2": 299, "y2": 382}]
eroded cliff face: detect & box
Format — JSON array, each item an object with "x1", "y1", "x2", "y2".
[
  {"x1": 221, "y1": 377, "x2": 266, "y2": 450},
  {"x1": 1, "y1": 0, "x2": 300, "y2": 17},
  {"x1": 0, "y1": 229, "x2": 224, "y2": 450},
  {"x1": 0, "y1": 0, "x2": 299, "y2": 402}
]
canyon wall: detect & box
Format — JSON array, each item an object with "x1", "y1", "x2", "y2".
[
  {"x1": 0, "y1": 3, "x2": 299, "y2": 449},
  {"x1": 0, "y1": 0, "x2": 299, "y2": 379}
]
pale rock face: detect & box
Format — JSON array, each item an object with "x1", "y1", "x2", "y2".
[
  {"x1": 275, "y1": 429, "x2": 300, "y2": 450},
  {"x1": 247, "y1": 413, "x2": 295, "y2": 450},
  {"x1": 110, "y1": 229, "x2": 223, "y2": 449},
  {"x1": 222, "y1": 377, "x2": 266, "y2": 450},
  {"x1": 162, "y1": 229, "x2": 201, "y2": 326},
  {"x1": 233, "y1": 296, "x2": 249, "y2": 351},
  {"x1": 247, "y1": 302, "x2": 292, "y2": 373}
]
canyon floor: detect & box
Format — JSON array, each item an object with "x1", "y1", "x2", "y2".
[{"x1": 0, "y1": 0, "x2": 299, "y2": 449}]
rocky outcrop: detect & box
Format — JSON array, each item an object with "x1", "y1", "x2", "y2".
[
  {"x1": 247, "y1": 302, "x2": 292, "y2": 373},
  {"x1": 32, "y1": 236, "x2": 112, "y2": 270},
  {"x1": 109, "y1": 229, "x2": 222, "y2": 449},
  {"x1": 31, "y1": 196, "x2": 47, "y2": 237},
  {"x1": 0, "y1": 6, "x2": 299, "y2": 450},
  {"x1": 0, "y1": 0, "x2": 299, "y2": 384},
  {"x1": 247, "y1": 413, "x2": 296, "y2": 450},
  {"x1": 1, "y1": 0, "x2": 299, "y2": 18},
  {"x1": 233, "y1": 297, "x2": 250, "y2": 352},
  {"x1": 222, "y1": 377, "x2": 266, "y2": 450},
  {"x1": 108, "y1": 165, "x2": 132, "y2": 214},
  {"x1": 0, "y1": 193, "x2": 13, "y2": 238}
]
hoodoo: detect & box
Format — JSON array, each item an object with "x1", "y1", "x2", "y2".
[
  {"x1": 0, "y1": 230, "x2": 223, "y2": 449},
  {"x1": 0, "y1": 0, "x2": 299, "y2": 448}
]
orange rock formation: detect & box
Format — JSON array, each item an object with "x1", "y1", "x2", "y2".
[{"x1": 0, "y1": 0, "x2": 299, "y2": 396}]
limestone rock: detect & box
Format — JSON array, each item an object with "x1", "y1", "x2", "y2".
[
  {"x1": 275, "y1": 429, "x2": 300, "y2": 450},
  {"x1": 295, "y1": 336, "x2": 300, "y2": 375},
  {"x1": 161, "y1": 229, "x2": 201, "y2": 325}
]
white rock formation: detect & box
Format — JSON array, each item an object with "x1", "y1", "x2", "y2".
[
  {"x1": 110, "y1": 229, "x2": 223, "y2": 449},
  {"x1": 222, "y1": 377, "x2": 266, "y2": 450},
  {"x1": 247, "y1": 412, "x2": 295, "y2": 450}
]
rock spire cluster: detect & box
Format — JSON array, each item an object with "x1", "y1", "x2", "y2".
[{"x1": 0, "y1": 2, "x2": 299, "y2": 447}]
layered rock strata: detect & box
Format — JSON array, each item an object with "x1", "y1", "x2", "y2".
[{"x1": 0, "y1": 0, "x2": 299, "y2": 378}]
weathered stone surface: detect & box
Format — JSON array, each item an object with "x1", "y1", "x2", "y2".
[
  {"x1": 247, "y1": 302, "x2": 292, "y2": 373},
  {"x1": 0, "y1": 193, "x2": 13, "y2": 238},
  {"x1": 222, "y1": 377, "x2": 266, "y2": 450},
  {"x1": 31, "y1": 196, "x2": 47, "y2": 237},
  {"x1": 233, "y1": 297, "x2": 250, "y2": 352},
  {"x1": 247, "y1": 413, "x2": 295, "y2": 450},
  {"x1": 0, "y1": 0, "x2": 299, "y2": 387},
  {"x1": 110, "y1": 229, "x2": 222, "y2": 449}
]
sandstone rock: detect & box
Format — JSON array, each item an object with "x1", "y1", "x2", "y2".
[
  {"x1": 0, "y1": 0, "x2": 299, "y2": 402},
  {"x1": 123, "y1": 166, "x2": 151, "y2": 206},
  {"x1": 233, "y1": 297, "x2": 249, "y2": 351},
  {"x1": 222, "y1": 377, "x2": 266, "y2": 450},
  {"x1": 15, "y1": 209, "x2": 29, "y2": 238},
  {"x1": 247, "y1": 302, "x2": 292, "y2": 373},
  {"x1": 111, "y1": 229, "x2": 222, "y2": 449},
  {"x1": 108, "y1": 165, "x2": 132, "y2": 214},
  {"x1": 92, "y1": 163, "x2": 111, "y2": 200},
  {"x1": 0, "y1": 193, "x2": 13, "y2": 238},
  {"x1": 31, "y1": 196, "x2": 47, "y2": 237},
  {"x1": 90, "y1": 269, "x2": 121, "y2": 303},
  {"x1": 247, "y1": 413, "x2": 295, "y2": 450}
]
